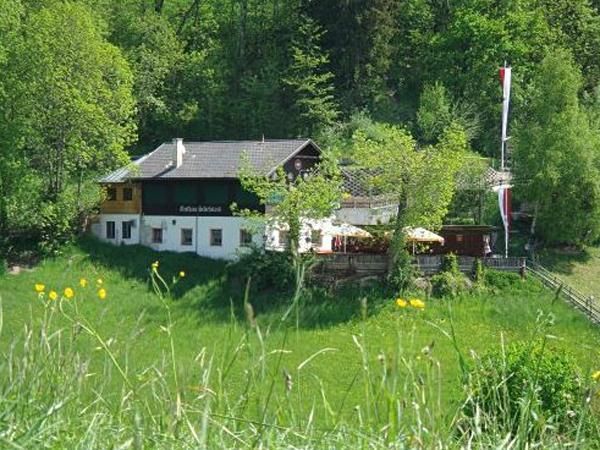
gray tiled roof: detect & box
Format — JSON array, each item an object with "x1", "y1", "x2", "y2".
[{"x1": 100, "y1": 139, "x2": 314, "y2": 182}]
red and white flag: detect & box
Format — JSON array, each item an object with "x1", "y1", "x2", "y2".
[
  {"x1": 499, "y1": 66, "x2": 512, "y2": 170},
  {"x1": 497, "y1": 184, "x2": 511, "y2": 257}
]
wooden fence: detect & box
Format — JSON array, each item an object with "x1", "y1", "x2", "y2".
[
  {"x1": 316, "y1": 253, "x2": 526, "y2": 277},
  {"x1": 414, "y1": 255, "x2": 526, "y2": 275},
  {"x1": 528, "y1": 261, "x2": 600, "y2": 325},
  {"x1": 315, "y1": 253, "x2": 389, "y2": 276}
]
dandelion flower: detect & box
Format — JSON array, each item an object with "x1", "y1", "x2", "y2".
[
  {"x1": 151, "y1": 261, "x2": 159, "y2": 271},
  {"x1": 179, "y1": 271, "x2": 185, "y2": 278},
  {"x1": 396, "y1": 298, "x2": 407, "y2": 308},
  {"x1": 34, "y1": 283, "x2": 45, "y2": 293},
  {"x1": 98, "y1": 288, "x2": 107, "y2": 300},
  {"x1": 593, "y1": 370, "x2": 600, "y2": 382},
  {"x1": 409, "y1": 298, "x2": 425, "y2": 309},
  {"x1": 64, "y1": 287, "x2": 74, "y2": 299},
  {"x1": 96, "y1": 278, "x2": 103, "y2": 286},
  {"x1": 79, "y1": 278, "x2": 88, "y2": 288},
  {"x1": 48, "y1": 290, "x2": 58, "y2": 301}
]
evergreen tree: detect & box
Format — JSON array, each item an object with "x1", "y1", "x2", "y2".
[{"x1": 283, "y1": 16, "x2": 339, "y2": 136}]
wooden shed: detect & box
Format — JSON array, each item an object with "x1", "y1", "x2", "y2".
[{"x1": 429, "y1": 225, "x2": 498, "y2": 257}]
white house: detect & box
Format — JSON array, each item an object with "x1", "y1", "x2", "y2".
[{"x1": 93, "y1": 138, "x2": 348, "y2": 260}]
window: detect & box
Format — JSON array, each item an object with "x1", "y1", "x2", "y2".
[
  {"x1": 106, "y1": 221, "x2": 115, "y2": 239},
  {"x1": 106, "y1": 187, "x2": 117, "y2": 201},
  {"x1": 152, "y1": 228, "x2": 163, "y2": 244},
  {"x1": 122, "y1": 221, "x2": 132, "y2": 240},
  {"x1": 310, "y1": 230, "x2": 322, "y2": 249},
  {"x1": 181, "y1": 228, "x2": 193, "y2": 246},
  {"x1": 123, "y1": 187, "x2": 133, "y2": 201},
  {"x1": 210, "y1": 229, "x2": 222, "y2": 247},
  {"x1": 279, "y1": 231, "x2": 290, "y2": 248},
  {"x1": 240, "y1": 229, "x2": 253, "y2": 247}
]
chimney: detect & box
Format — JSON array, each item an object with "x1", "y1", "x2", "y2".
[{"x1": 173, "y1": 138, "x2": 185, "y2": 168}]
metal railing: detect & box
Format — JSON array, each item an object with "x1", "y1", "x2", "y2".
[{"x1": 528, "y1": 261, "x2": 600, "y2": 325}]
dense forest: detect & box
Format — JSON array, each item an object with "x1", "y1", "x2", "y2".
[{"x1": 3, "y1": 0, "x2": 600, "y2": 254}]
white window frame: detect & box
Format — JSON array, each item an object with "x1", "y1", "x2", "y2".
[
  {"x1": 181, "y1": 228, "x2": 193, "y2": 246},
  {"x1": 106, "y1": 221, "x2": 115, "y2": 239},
  {"x1": 210, "y1": 229, "x2": 223, "y2": 247},
  {"x1": 122, "y1": 221, "x2": 132, "y2": 240},
  {"x1": 152, "y1": 228, "x2": 163, "y2": 244}
]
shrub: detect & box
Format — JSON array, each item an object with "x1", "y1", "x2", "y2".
[
  {"x1": 464, "y1": 341, "x2": 582, "y2": 436},
  {"x1": 431, "y1": 253, "x2": 470, "y2": 297},
  {"x1": 431, "y1": 271, "x2": 469, "y2": 297},
  {"x1": 484, "y1": 270, "x2": 521, "y2": 290},
  {"x1": 0, "y1": 258, "x2": 6, "y2": 276},
  {"x1": 226, "y1": 248, "x2": 296, "y2": 292},
  {"x1": 472, "y1": 258, "x2": 485, "y2": 283}
]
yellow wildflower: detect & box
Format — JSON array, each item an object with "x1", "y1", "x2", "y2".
[
  {"x1": 98, "y1": 288, "x2": 107, "y2": 300},
  {"x1": 409, "y1": 298, "x2": 425, "y2": 309},
  {"x1": 34, "y1": 283, "x2": 45, "y2": 293},
  {"x1": 151, "y1": 261, "x2": 159, "y2": 271},
  {"x1": 96, "y1": 278, "x2": 103, "y2": 286},
  {"x1": 592, "y1": 370, "x2": 600, "y2": 382},
  {"x1": 79, "y1": 278, "x2": 88, "y2": 288},
  {"x1": 64, "y1": 287, "x2": 74, "y2": 299},
  {"x1": 48, "y1": 290, "x2": 58, "y2": 301},
  {"x1": 395, "y1": 298, "x2": 407, "y2": 308},
  {"x1": 179, "y1": 271, "x2": 185, "y2": 278}
]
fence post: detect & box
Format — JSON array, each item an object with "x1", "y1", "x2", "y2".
[{"x1": 519, "y1": 260, "x2": 526, "y2": 279}]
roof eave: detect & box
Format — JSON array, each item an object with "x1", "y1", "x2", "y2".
[{"x1": 266, "y1": 139, "x2": 320, "y2": 177}]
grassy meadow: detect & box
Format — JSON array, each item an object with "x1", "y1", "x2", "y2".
[
  {"x1": 1, "y1": 238, "x2": 600, "y2": 448},
  {"x1": 541, "y1": 246, "x2": 600, "y2": 297}
]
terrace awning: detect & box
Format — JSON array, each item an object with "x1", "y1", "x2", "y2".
[{"x1": 403, "y1": 227, "x2": 445, "y2": 244}]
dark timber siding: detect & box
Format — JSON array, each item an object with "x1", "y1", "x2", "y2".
[{"x1": 142, "y1": 179, "x2": 263, "y2": 216}]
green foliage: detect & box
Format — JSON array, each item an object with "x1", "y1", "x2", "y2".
[
  {"x1": 388, "y1": 230, "x2": 414, "y2": 290},
  {"x1": 283, "y1": 16, "x2": 339, "y2": 136},
  {"x1": 1, "y1": 241, "x2": 600, "y2": 447},
  {"x1": 238, "y1": 152, "x2": 342, "y2": 255},
  {"x1": 472, "y1": 258, "x2": 485, "y2": 284},
  {"x1": 514, "y1": 49, "x2": 600, "y2": 245},
  {"x1": 350, "y1": 121, "x2": 468, "y2": 231},
  {"x1": 465, "y1": 341, "x2": 583, "y2": 435},
  {"x1": 431, "y1": 254, "x2": 470, "y2": 297},
  {"x1": 417, "y1": 82, "x2": 453, "y2": 143},
  {"x1": 431, "y1": 270, "x2": 470, "y2": 298},
  {"x1": 0, "y1": 2, "x2": 136, "y2": 253},
  {"x1": 226, "y1": 248, "x2": 296, "y2": 292},
  {"x1": 484, "y1": 270, "x2": 522, "y2": 290}
]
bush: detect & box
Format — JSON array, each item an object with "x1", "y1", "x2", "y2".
[
  {"x1": 0, "y1": 258, "x2": 6, "y2": 276},
  {"x1": 226, "y1": 248, "x2": 296, "y2": 292},
  {"x1": 484, "y1": 270, "x2": 521, "y2": 290},
  {"x1": 464, "y1": 341, "x2": 582, "y2": 436},
  {"x1": 431, "y1": 271, "x2": 469, "y2": 297},
  {"x1": 431, "y1": 254, "x2": 470, "y2": 297}
]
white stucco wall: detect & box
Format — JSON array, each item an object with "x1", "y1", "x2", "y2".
[
  {"x1": 138, "y1": 215, "x2": 264, "y2": 260},
  {"x1": 92, "y1": 213, "x2": 141, "y2": 246}
]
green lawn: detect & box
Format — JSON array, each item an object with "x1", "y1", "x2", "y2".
[
  {"x1": 1, "y1": 238, "x2": 600, "y2": 447},
  {"x1": 540, "y1": 246, "x2": 600, "y2": 297}
]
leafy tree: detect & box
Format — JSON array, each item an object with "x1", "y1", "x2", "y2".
[
  {"x1": 417, "y1": 82, "x2": 453, "y2": 143},
  {"x1": 238, "y1": 153, "x2": 342, "y2": 258},
  {"x1": 513, "y1": 49, "x2": 600, "y2": 244},
  {"x1": 283, "y1": 16, "x2": 339, "y2": 136},
  {"x1": 350, "y1": 121, "x2": 468, "y2": 288},
  {"x1": 0, "y1": 2, "x2": 136, "y2": 251}
]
